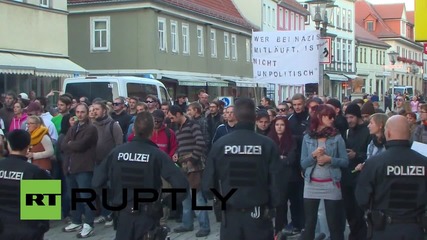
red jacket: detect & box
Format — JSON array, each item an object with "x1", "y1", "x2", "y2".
[{"x1": 128, "y1": 126, "x2": 177, "y2": 159}]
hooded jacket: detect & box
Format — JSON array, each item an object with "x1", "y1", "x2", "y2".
[
  {"x1": 92, "y1": 115, "x2": 123, "y2": 165},
  {"x1": 9, "y1": 113, "x2": 27, "y2": 132},
  {"x1": 151, "y1": 125, "x2": 177, "y2": 158}
]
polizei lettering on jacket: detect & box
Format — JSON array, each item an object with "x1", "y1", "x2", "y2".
[
  {"x1": 386, "y1": 165, "x2": 425, "y2": 176},
  {"x1": 118, "y1": 152, "x2": 150, "y2": 162},
  {"x1": 0, "y1": 170, "x2": 24, "y2": 180},
  {"x1": 224, "y1": 145, "x2": 262, "y2": 155}
]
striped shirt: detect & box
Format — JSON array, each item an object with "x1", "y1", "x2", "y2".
[{"x1": 175, "y1": 118, "x2": 206, "y2": 172}]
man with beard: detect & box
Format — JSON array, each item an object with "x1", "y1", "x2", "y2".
[
  {"x1": 92, "y1": 101, "x2": 123, "y2": 226},
  {"x1": 0, "y1": 91, "x2": 17, "y2": 132},
  {"x1": 342, "y1": 103, "x2": 371, "y2": 240}
]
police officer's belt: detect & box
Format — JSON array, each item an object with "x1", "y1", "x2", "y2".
[
  {"x1": 227, "y1": 205, "x2": 267, "y2": 212},
  {"x1": 385, "y1": 215, "x2": 420, "y2": 224}
]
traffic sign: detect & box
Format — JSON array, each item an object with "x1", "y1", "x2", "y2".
[
  {"x1": 219, "y1": 96, "x2": 233, "y2": 107},
  {"x1": 320, "y1": 37, "x2": 332, "y2": 64}
]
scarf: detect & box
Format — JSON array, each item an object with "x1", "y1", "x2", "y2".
[
  {"x1": 308, "y1": 126, "x2": 338, "y2": 139},
  {"x1": 372, "y1": 134, "x2": 386, "y2": 148},
  {"x1": 30, "y1": 126, "x2": 49, "y2": 146}
]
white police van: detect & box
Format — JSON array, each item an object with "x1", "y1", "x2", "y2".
[{"x1": 63, "y1": 76, "x2": 172, "y2": 104}]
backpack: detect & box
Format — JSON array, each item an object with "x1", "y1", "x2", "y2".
[{"x1": 109, "y1": 121, "x2": 118, "y2": 145}]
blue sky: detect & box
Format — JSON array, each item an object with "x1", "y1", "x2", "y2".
[{"x1": 367, "y1": 0, "x2": 414, "y2": 11}]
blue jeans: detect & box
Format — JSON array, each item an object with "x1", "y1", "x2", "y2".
[
  {"x1": 66, "y1": 172, "x2": 95, "y2": 227},
  {"x1": 181, "y1": 189, "x2": 210, "y2": 231}
]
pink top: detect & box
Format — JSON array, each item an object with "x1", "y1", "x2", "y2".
[{"x1": 410, "y1": 100, "x2": 419, "y2": 113}]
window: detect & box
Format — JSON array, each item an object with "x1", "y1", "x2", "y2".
[
  {"x1": 370, "y1": 49, "x2": 373, "y2": 64},
  {"x1": 40, "y1": 0, "x2": 49, "y2": 7},
  {"x1": 348, "y1": 10, "x2": 352, "y2": 30},
  {"x1": 267, "y1": 6, "x2": 271, "y2": 26},
  {"x1": 348, "y1": 40, "x2": 352, "y2": 63},
  {"x1": 379, "y1": 50, "x2": 382, "y2": 65},
  {"x1": 300, "y1": 16, "x2": 304, "y2": 30},
  {"x1": 210, "y1": 29, "x2": 217, "y2": 58},
  {"x1": 285, "y1": 10, "x2": 289, "y2": 29},
  {"x1": 336, "y1": 38, "x2": 340, "y2": 62},
  {"x1": 224, "y1": 33, "x2": 230, "y2": 59},
  {"x1": 197, "y1": 26, "x2": 204, "y2": 56},
  {"x1": 397, "y1": 46, "x2": 401, "y2": 56},
  {"x1": 127, "y1": 83, "x2": 157, "y2": 103},
  {"x1": 158, "y1": 18, "x2": 167, "y2": 51},
  {"x1": 290, "y1": 12, "x2": 294, "y2": 30},
  {"x1": 367, "y1": 21, "x2": 374, "y2": 32},
  {"x1": 246, "y1": 39, "x2": 251, "y2": 62},
  {"x1": 359, "y1": 47, "x2": 363, "y2": 63},
  {"x1": 263, "y1": 4, "x2": 267, "y2": 25},
  {"x1": 376, "y1": 50, "x2": 379, "y2": 64},
  {"x1": 272, "y1": 8, "x2": 276, "y2": 28},
  {"x1": 336, "y1": 8, "x2": 340, "y2": 28},
  {"x1": 383, "y1": 51, "x2": 385, "y2": 64},
  {"x1": 342, "y1": 40, "x2": 346, "y2": 62},
  {"x1": 364, "y1": 48, "x2": 367, "y2": 63},
  {"x1": 342, "y1": 9, "x2": 346, "y2": 30},
  {"x1": 279, "y1": 8, "x2": 284, "y2": 28},
  {"x1": 295, "y1": 14, "x2": 299, "y2": 30},
  {"x1": 231, "y1": 34, "x2": 237, "y2": 60},
  {"x1": 182, "y1": 23, "x2": 190, "y2": 55},
  {"x1": 170, "y1": 21, "x2": 179, "y2": 53},
  {"x1": 90, "y1": 16, "x2": 110, "y2": 51}
]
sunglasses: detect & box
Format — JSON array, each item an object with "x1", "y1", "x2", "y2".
[
  {"x1": 113, "y1": 103, "x2": 122, "y2": 106},
  {"x1": 145, "y1": 100, "x2": 155, "y2": 104},
  {"x1": 278, "y1": 108, "x2": 287, "y2": 112}
]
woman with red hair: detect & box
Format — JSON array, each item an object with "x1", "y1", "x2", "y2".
[
  {"x1": 300, "y1": 104, "x2": 348, "y2": 240},
  {"x1": 267, "y1": 116, "x2": 296, "y2": 235}
]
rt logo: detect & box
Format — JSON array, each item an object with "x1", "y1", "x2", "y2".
[{"x1": 20, "y1": 180, "x2": 62, "y2": 220}]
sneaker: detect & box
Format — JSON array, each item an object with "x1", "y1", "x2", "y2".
[
  {"x1": 93, "y1": 216, "x2": 106, "y2": 224},
  {"x1": 173, "y1": 226, "x2": 193, "y2": 233},
  {"x1": 104, "y1": 216, "x2": 114, "y2": 227},
  {"x1": 283, "y1": 227, "x2": 301, "y2": 236},
  {"x1": 77, "y1": 223, "x2": 94, "y2": 238},
  {"x1": 195, "y1": 229, "x2": 210, "y2": 237},
  {"x1": 63, "y1": 223, "x2": 82, "y2": 232}
]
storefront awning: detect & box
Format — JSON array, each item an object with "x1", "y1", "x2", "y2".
[
  {"x1": 198, "y1": 77, "x2": 229, "y2": 87},
  {"x1": 344, "y1": 74, "x2": 358, "y2": 80},
  {"x1": 0, "y1": 52, "x2": 87, "y2": 77},
  {"x1": 162, "y1": 74, "x2": 207, "y2": 86},
  {"x1": 223, "y1": 77, "x2": 258, "y2": 88},
  {"x1": 326, "y1": 73, "x2": 348, "y2": 82}
]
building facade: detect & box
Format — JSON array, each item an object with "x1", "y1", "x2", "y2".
[
  {"x1": 0, "y1": 0, "x2": 86, "y2": 96},
  {"x1": 67, "y1": 0, "x2": 261, "y2": 102},
  {"x1": 355, "y1": 0, "x2": 424, "y2": 97},
  {"x1": 355, "y1": 24, "x2": 390, "y2": 98}
]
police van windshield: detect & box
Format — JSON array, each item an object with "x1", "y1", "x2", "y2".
[{"x1": 65, "y1": 82, "x2": 119, "y2": 102}]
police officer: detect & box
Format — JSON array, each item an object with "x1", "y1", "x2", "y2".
[
  {"x1": 202, "y1": 98, "x2": 285, "y2": 240},
  {"x1": 0, "y1": 129, "x2": 50, "y2": 239},
  {"x1": 356, "y1": 115, "x2": 427, "y2": 240},
  {"x1": 92, "y1": 112, "x2": 189, "y2": 240}
]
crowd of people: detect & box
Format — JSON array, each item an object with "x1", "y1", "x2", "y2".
[{"x1": 0, "y1": 88, "x2": 426, "y2": 240}]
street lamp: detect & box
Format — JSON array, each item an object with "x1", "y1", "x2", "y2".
[
  {"x1": 307, "y1": 0, "x2": 335, "y2": 97},
  {"x1": 388, "y1": 50, "x2": 399, "y2": 111}
]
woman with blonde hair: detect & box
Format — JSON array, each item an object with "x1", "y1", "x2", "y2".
[
  {"x1": 354, "y1": 113, "x2": 388, "y2": 172},
  {"x1": 26, "y1": 115, "x2": 54, "y2": 171}
]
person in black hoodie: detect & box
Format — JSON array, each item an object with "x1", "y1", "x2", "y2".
[
  {"x1": 342, "y1": 103, "x2": 371, "y2": 240},
  {"x1": 284, "y1": 93, "x2": 309, "y2": 235},
  {"x1": 327, "y1": 98, "x2": 348, "y2": 139}
]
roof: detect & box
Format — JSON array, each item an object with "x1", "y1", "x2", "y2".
[
  {"x1": 68, "y1": 0, "x2": 254, "y2": 29},
  {"x1": 355, "y1": 24, "x2": 390, "y2": 48},
  {"x1": 355, "y1": 0, "x2": 400, "y2": 38},
  {"x1": 407, "y1": 11, "x2": 414, "y2": 24},
  {"x1": 373, "y1": 3, "x2": 404, "y2": 20},
  {"x1": 279, "y1": 0, "x2": 310, "y2": 16}
]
